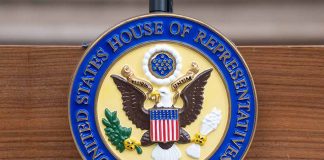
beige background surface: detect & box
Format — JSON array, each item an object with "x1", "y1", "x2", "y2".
[{"x1": 96, "y1": 42, "x2": 230, "y2": 159}]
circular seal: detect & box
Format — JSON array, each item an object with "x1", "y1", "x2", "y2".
[{"x1": 69, "y1": 14, "x2": 257, "y2": 160}]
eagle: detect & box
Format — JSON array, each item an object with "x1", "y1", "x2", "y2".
[{"x1": 111, "y1": 68, "x2": 212, "y2": 159}]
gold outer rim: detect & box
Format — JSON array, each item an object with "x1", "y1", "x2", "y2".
[{"x1": 68, "y1": 13, "x2": 258, "y2": 160}]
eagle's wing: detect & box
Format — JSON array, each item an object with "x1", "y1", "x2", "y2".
[
  {"x1": 111, "y1": 75, "x2": 150, "y2": 130},
  {"x1": 179, "y1": 68, "x2": 213, "y2": 127}
]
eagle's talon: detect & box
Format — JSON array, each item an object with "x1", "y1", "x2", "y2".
[
  {"x1": 124, "y1": 138, "x2": 141, "y2": 151},
  {"x1": 191, "y1": 133, "x2": 207, "y2": 146}
]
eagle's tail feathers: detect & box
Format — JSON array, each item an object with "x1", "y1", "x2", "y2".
[{"x1": 152, "y1": 144, "x2": 181, "y2": 160}]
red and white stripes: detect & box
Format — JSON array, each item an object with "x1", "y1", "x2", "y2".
[{"x1": 150, "y1": 109, "x2": 179, "y2": 143}]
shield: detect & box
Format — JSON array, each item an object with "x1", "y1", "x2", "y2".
[{"x1": 150, "y1": 109, "x2": 179, "y2": 143}]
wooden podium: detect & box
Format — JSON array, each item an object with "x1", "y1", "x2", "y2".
[{"x1": 0, "y1": 45, "x2": 323, "y2": 159}]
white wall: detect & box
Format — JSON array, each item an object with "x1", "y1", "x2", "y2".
[{"x1": 0, "y1": 0, "x2": 323, "y2": 45}]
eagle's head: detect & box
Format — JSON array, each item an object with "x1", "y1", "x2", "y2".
[{"x1": 156, "y1": 87, "x2": 173, "y2": 108}]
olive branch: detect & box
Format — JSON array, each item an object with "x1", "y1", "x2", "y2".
[{"x1": 102, "y1": 108, "x2": 142, "y2": 154}]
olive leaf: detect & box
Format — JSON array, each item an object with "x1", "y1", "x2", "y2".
[
  {"x1": 102, "y1": 108, "x2": 132, "y2": 153},
  {"x1": 135, "y1": 145, "x2": 142, "y2": 154}
]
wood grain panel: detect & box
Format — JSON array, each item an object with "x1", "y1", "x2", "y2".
[{"x1": 0, "y1": 45, "x2": 323, "y2": 159}]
